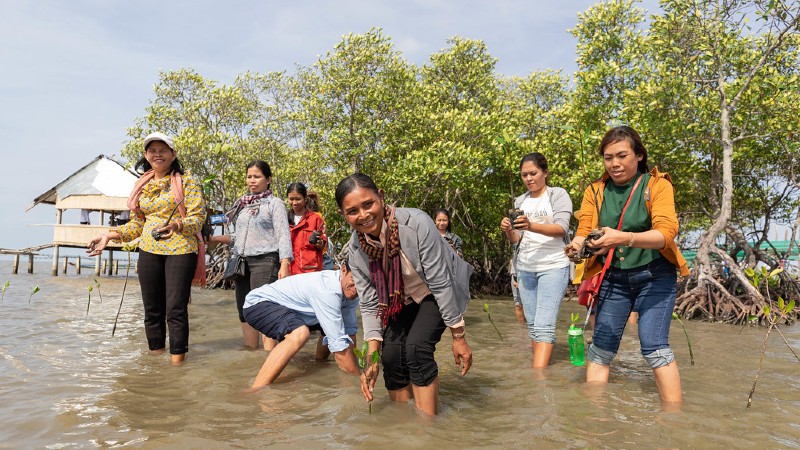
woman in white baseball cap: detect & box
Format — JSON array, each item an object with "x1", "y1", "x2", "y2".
[{"x1": 88, "y1": 132, "x2": 207, "y2": 364}]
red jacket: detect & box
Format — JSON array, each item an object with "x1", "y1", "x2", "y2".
[{"x1": 289, "y1": 210, "x2": 326, "y2": 275}]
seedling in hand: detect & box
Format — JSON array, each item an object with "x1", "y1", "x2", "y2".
[
  {"x1": 483, "y1": 303, "x2": 504, "y2": 340},
  {"x1": 353, "y1": 341, "x2": 380, "y2": 413}
]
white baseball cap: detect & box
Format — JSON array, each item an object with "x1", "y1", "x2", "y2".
[{"x1": 143, "y1": 132, "x2": 175, "y2": 151}]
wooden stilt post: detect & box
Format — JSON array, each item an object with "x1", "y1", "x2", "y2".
[
  {"x1": 76, "y1": 256, "x2": 82, "y2": 274},
  {"x1": 52, "y1": 208, "x2": 63, "y2": 276},
  {"x1": 27, "y1": 254, "x2": 33, "y2": 274},
  {"x1": 62, "y1": 256, "x2": 68, "y2": 274},
  {"x1": 109, "y1": 250, "x2": 114, "y2": 275},
  {"x1": 94, "y1": 254, "x2": 101, "y2": 276},
  {"x1": 113, "y1": 260, "x2": 119, "y2": 275},
  {"x1": 13, "y1": 254, "x2": 19, "y2": 275}
]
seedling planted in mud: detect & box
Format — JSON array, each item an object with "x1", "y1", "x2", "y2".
[
  {"x1": 353, "y1": 341, "x2": 380, "y2": 413},
  {"x1": 93, "y1": 278, "x2": 103, "y2": 304},
  {"x1": 483, "y1": 303, "x2": 504, "y2": 340},
  {"x1": 744, "y1": 266, "x2": 799, "y2": 410},
  {"x1": 112, "y1": 242, "x2": 138, "y2": 336},
  {"x1": 86, "y1": 285, "x2": 93, "y2": 316},
  {"x1": 671, "y1": 312, "x2": 695, "y2": 366},
  {"x1": 28, "y1": 286, "x2": 40, "y2": 303},
  {"x1": 1, "y1": 281, "x2": 9, "y2": 303}
]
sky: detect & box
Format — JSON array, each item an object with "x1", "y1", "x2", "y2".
[{"x1": 0, "y1": 0, "x2": 670, "y2": 252}]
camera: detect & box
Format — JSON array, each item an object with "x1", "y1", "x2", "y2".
[
  {"x1": 577, "y1": 229, "x2": 605, "y2": 259},
  {"x1": 309, "y1": 230, "x2": 321, "y2": 245},
  {"x1": 507, "y1": 208, "x2": 525, "y2": 228},
  {"x1": 151, "y1": 229, "x2": 167, "y2": 241}
]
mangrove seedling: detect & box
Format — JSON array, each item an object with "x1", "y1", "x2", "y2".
[
  {"x1": 1, "y1": 281, "x2": 9, "y2": 303},
  {"x1": 93, "y1": 278, "x2": 103, "y2": 303},
  {"x1": 353, "y1": 341, "x2": 380, "y2": 413},
  {"x1": 671, "y1": 312, "x2": 695, "y2": 366},
  {"x1": 112, "y1": 242, "x2": 137, "y2": 336},
  {"x1": 28, "y1": 286, "x2": 40, "y2": 303},
  {"x1": 86, "y1": 285, "x2": 93, "y2": 316},
  {"x1": 483, "y1": 303, "x2": 504, "y2": 340},
  {"x1": 570, "y1": 312, "x2": 581, "y2": 328},
  {"x1": 744, "y1": 266, "x2": 799, "y2": 410}
]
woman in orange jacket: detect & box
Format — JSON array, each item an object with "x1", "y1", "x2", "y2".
[{"x1": 564, "y1": 126, "x2": 689, "y2": 405}]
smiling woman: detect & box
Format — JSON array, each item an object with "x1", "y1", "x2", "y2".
[
  {"x1": 335, "y1": 173, "x2": 474, "y2": 416},
  {"x1": 86, "y1": 132, "x2": 207, "y2": 365}
]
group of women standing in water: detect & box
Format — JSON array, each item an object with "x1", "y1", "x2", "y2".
[{"x1": 87, "y1": 124, "x2": 687, "y2": 414}]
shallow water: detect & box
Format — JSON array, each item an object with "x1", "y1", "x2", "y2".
[{"x1": 1, "y1": 260, "x2": 799, "y2": 449}]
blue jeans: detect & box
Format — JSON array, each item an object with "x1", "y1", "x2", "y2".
[
  {"x1": 517, "y1": 265, "x2": 570, "y2": 343},
  {"x1": 587, "y1": 258, "x2": 677, "y2": 369}
]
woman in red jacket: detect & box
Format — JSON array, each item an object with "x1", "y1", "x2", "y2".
[{"x1": 286, "y1": 182, "x2": 327, "y2": 275}]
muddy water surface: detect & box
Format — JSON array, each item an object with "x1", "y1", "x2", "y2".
[{"x1": 0, "y1": 260, "x2": 798, "y2": 449}]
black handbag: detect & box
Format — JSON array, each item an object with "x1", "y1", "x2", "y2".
[{"x1": 224, "y1": 254, "x2": 246, "y2": 280}]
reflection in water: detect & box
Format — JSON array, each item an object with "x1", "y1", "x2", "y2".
[{"x1": 0, "y1": 261, "x2": 799, "y2": 448}]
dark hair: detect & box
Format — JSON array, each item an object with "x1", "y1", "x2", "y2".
[
  {"x1": 519, "y1": 152, "x2": 549, "y2": 183},
  {"x1": 287, "y1": 182, "x2": 320, "y2": 214},
  {"x1": 307, "y1": 191, "x2": 321, "y2": 213},
  {"x1": 335, "y1": 173, "x2": 380, "y2": 208},
  {"x1": 247, "y1": 160, "x2": 272, "y2": 188},
  {"x1": 598, "y1": 126, "x2": 649, "y2": 174},
  {"x1": 433, "y1": 208, "x2": 452, "y2": 233},
  {"x1": 135, "y1": 139, "x2": 184, "y2": 175}
]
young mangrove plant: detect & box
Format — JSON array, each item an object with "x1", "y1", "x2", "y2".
[
  {"x1": 671, "y1": 312, "x2": 695, "y2": 366},
  {"x1": 483, "y1": 303, "x2": 503, "y2": 340},
  {"x1": 745, "y1": 266, "x2": 799, "y2": 410},
  {"x1": 112, "y1": 242, "x2": 137, "y2": 336},
  {"x1": 28, "y1": 286, "x2": 40, "y2": 303},
  {"x1": 353, "y1": 341, "x2": 380, "y2": 413},
  {"x1": 86, "y1": 285, "x2": 93, "y2": 316},
  {"x1": 93, "y1": 278, "x2": 103, "y2": 303},
  {"x1": 1, "y1": 281, "x2": 9, "y2": 303}
]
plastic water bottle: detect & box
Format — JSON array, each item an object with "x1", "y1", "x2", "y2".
[{"x1": 568, "y1": 326, "x2": 586, "y2": 366}]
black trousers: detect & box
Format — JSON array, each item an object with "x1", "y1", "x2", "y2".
[
  {"x1": 381, "y1": 295, "x2": 446, "y2": 390},
  {"x1": 234, "y1": 253, "x2": 279, "y2": 322},
  {"x1": 137, "y1": 251, "x2": 197, "y2": 354}
]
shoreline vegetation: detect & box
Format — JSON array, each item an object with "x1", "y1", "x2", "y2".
[{"x1": 28, "y1": 1, "x2": 800, "y2": 326}]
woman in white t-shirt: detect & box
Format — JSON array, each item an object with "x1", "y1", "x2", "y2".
[{"x1": 500, "y1": 152, "x2": 572, "y2": 368}]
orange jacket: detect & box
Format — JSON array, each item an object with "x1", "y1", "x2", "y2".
[{"x1": 576, "y1": 167, "x2": 689, "y2": 279}]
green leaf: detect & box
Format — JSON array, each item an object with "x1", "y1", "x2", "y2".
[
  {"x1": 483, "y1": 303, "x2": 489, "y2": 313},
  {"x1": 763, "y1": 306, "x2": 771, "y2": 315},
  {"x1": 787, "y1": 300, "x2": 796, "y2": 313},
  {"x1": 371, "y1": 350, "x2": 380, "y2": 364},
  {"x1": 744, "y1": 267, "x2": 755, "y2": 278},
  {"x1": 672, "y1": 312, "x2": 679, "y2": 319},
  {"x1": 769, "y1": 268, "x2": 783, "y2": 279},
  {"x1": 778, "y1": 297, "x2": 785, "y2": 311}
]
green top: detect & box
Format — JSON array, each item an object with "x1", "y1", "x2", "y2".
[{"x1": 598, "y1": 173, "x2": 662, "y2": 269}]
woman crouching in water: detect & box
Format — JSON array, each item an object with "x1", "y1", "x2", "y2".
[{"x1": 336, "y1": 173, "x2": 473, "y2": 415}]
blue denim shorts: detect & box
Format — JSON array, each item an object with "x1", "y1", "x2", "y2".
[{"x1": 587, "y1": 258, "x2": 677, "y2": 368}]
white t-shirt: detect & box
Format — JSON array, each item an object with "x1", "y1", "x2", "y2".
[{"x1": 515, "y1": 190, "x2": 570, "y2": 272}]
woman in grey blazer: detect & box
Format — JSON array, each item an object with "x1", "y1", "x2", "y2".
[{"x1": 336, "y1": 173, "x2": 473, "y2": 416}]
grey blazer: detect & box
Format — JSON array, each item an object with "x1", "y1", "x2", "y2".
[{"x1": 347, "y1": 208, "x2": 474, "y2": 340}]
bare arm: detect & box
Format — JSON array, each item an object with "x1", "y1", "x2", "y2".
[{"x1": 334, "y1": 347, "x2": 360, "y2": 376}]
